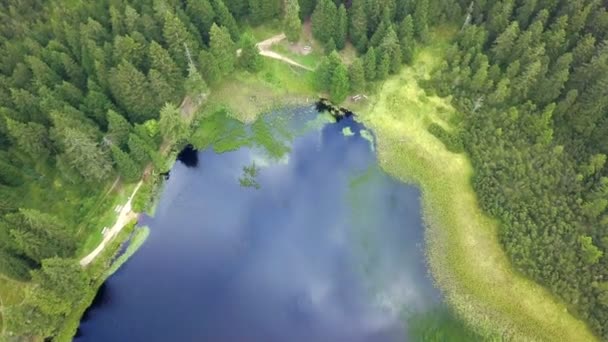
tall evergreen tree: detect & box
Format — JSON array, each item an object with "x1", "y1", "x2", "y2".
[
  {"x1": 312, "y1": 0, "x2": 337, "y2": 44},
  {"x1": 335, "y1": 4, "x2": 348, "y2": 50},
  {"x1": 162, "y1": 11, "x2": 199, "y2": 70},
  {"x1": 330, "y1": 62, "x2": 349, "y2": 103},
  {"x1": 376, "y1": 48, "x2": 391, "y2": 80},
  {"x1": 349, "y1": 0, "x2": 368, "y2": 52},
  {"x1": 55, "y1": 126, "x2": 113, "y2": 182},
  {"x1": 199, "y1": 49, "x2": 222, "y2": 85},
  {"x1": 185, "y1": 0, "x2": 216, "y2": 42},
  {"x1": 5, "y1": 119, "x2": 50, "y2": 161},
  {"x1": 211, "y1": 0, "x2": 240, "y2": 41},
  {"x1": 106, "y1": 109, "x2": 132, "y2": 148},
  {"x1": 284, "y1": 0, "x2": 302, "y2": 43},
  {"x1": 185, "y1": 62, "x2": 209, "y2": 104},
  {"x1": 108, "y1": 61, "x2": 156, "y2": 122},
  {"x1": 111, "y1": 145, "x2": 140, "y2": 182},
  {"x1": 349, "y1": 58, "x2": 366, "y2": 93},
  {"x1": 239, "y1": 33, "x2": 264, "y2": 72},
  {"x1": 298, "y1": 0, "x2": 316, "y2": 19},
  {"x1": 209, "y1": 24, "x2": 236, "y2": 76},
  {"x1": 398, "y1": 15, "x2": 415, "y2": 64},
  {"x1": 159, "y1": 102, "x2": 189, "y2": 143},
  {"x1": 413, "y1": 0, "x2": 429, "y2": 42},
  {"x1": 364, "y1": 46, "x2": 377, "y2": 81}
]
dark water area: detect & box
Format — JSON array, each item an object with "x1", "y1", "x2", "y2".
[{"x1": 76, "y1": 107, "x2": 444, "y2": 342}]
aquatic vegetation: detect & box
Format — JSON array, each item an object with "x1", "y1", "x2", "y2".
[
  {"x1": 107, "y1": 227, "x2": 150, "y2": 276},
  {"x1": 342, "y1": 127, "x2": 355, "y2": 136}
]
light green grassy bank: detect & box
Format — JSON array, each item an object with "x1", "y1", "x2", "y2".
[{"x1": 354, "y1": 28, "x2": 597, "y2": 341}]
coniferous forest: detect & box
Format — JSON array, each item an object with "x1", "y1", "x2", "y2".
[{"x1": 0, "y1": 0, "x2": 607, "y2": 340}]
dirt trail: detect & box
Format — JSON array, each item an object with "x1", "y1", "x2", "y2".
[
  {"x1": 256, "y1": 33, "x2": 314, "y2": 71},
  {"x1": 79, "y1": 181, "x2": 143, "y2": 266}
]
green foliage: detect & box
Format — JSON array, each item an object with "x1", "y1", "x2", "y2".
[
  {"x1": 185, "y1": 63, "x2": 209, "y2": 99},
  {"x1": 132, "y1": 180, "x2": 154, "y2": 213},
  {"x1": 108, "y1": 61, "x2": 156, "y2": 123},
  {"x1": 106, "y1": 110, "x2": 132, "y2": 148},
  {"x1": 238, "y1": 33, "x2": 264, "y2": 72},
  {"x1": 348, "y1": 58, "x2": 366, "y2": 93},
  {"x1": 363, "y1": 47, "x2": 377, "y2": 81},
  {"x1": 199, "y1": 49, "x2": 222, "y2": 86},
  {"x1": 579, "y1": 235, "x2": 603, "y2": 265},
  {"x1": 107, "y1": 226, "x2": 150, "y2": 276},
  {"x1": 398, "y1": 15, "x2": 415, "y2": 64},
  {"x1": 349, "y1": 0, "x2": 368, "y2": 52},
  {"x1": 210, "y1": 23, "x2": 236, "y2": 76},
  {"x1": 312, "y1": 0, "x2": 337, "y2": 44},
  {"x1": 211, "y1": 0, "x2": 240, "y2": 41},
  {"x1": 5, "y1": 118, "x2": 50, "y2": 161},
  {"x1": 159, "y1": 102, "x2": 189, "y2": 144},
  {"x1": 428, "y1": 123, "x2": 464, "y2": 153},
  {"x1": 330, "y1": 63, "x2": 349, "y2": 103},
  {"x1": 6, "y1": 258, "x2": 91, "y2": 337},
  {"x1": 428, "y1": 1, "x2": 608, "y2": 337},
  {"x1": 283, "y1": 0, "x2": 301, "y2": 43},
  {"x1": 335, "y1": 4, "x2": 348, "y2": 50},
  {"x1": 162, "y1": 11, "x2": 199, "y2": 70},
  {"x1": 111, "y1": 145, "x2": 140, "y2": 182},
  {"x1": 54, "y1": 127, "x2": 113, "y2": 183}
]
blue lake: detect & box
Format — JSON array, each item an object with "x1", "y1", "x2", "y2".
[{"x1": 76, "y1": 107, "x2": 446, "y2": 341}]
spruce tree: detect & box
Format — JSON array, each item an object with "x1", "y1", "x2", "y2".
[
  {"x1": 413, "y1": 0, "x2": 429, "y2": 42},
  {"x1": 108, "y1": 61, "x2": 156, "y2": 122},
  {"x1": 312, "y1": 0, "x2": 337, "y2": 44},
  {"x1": 325, "y1": 37, "x2": 337, "y2": 54},
  {"x1": 111, "y1": 145, "x2": 140, "y2": 182},
  {"x1": 149, "y1": 41, "x2": 183, "y2": 90},
  {"x1": 335, "y1": 4, "x2": 348, "y2": 50},
  {"x1": 185, "y1": 62, "x2": 209, "y2": 103},
  {"x1": 298, "y1": 0, "x2": 316, "y2": 19},
  {"x1": 349, "y1": 58, "x2": 366, "y2": 93},
  {"x1": 106, "y1": 110, "x2": 132, "y2": 148},
  {"x1": 349, "y1": 0, "x2": 368, "y2": 52},
  {"x1": 364, "y1": 46, "x2": 377, "y2": 81},
  {"x1": 56, "y1": 127, "x2": 113, "y2": 182},
  {"x1": 159, "y1": 103, "x2": 189, "y2": 143},
  {"x1": 284, "y1": 0, "x2": 302, "y2": 43},
  {"x1": 399, "y1": 15, "x2": 415, "y2": 64},
  {"x1": 330, "y1": 63, "x2": 349, "y2": 103},
  {"x1": 376, "y1": 48, "x2": 391, "y2": 80},
  {"x1": 211, "y1": 0, "x2": 240, "y2": 41},
  {"x1": 199, "y1": 49, "x2": 222, "y2": 85},
  {"x1": 162, "y1": 11, "x2": 199, "y2": 70},
  {"x1": 128, "y1": 133, "x2": 152, "y2": 166},
  {"x1": 5, "y1": 119, "x2": 50, "y2": 161},
  {"x1": 239, "y1": 33, "x2": 264, "y2": 72},
  {"x1": 185, "y1": 0, "x2": 216, "y2": 42},
  {"x1": 209, "y1": 24, "x2": 236, "y2": 76}
]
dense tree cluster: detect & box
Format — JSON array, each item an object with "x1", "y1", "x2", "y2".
[
  {"x1": 427, "y1": 0, "x2": 608, "y2": 338},
  {"x1": 310, "y1": 0, "x2": 461, "y2": 100},
  {"x1": 0, "y1": 0, "x2": 278, "y2": 338}
]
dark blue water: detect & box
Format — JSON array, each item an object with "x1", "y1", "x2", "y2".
[{"x1": 76, "y1": 108, "x2": 441, "y2": 342}]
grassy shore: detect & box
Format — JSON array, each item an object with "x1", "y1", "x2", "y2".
[{"x1": 353, "y1": 27, "x2": 597, "y2": 341}]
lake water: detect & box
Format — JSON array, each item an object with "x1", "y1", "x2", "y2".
[{"x1": 76, "y1": 107, "x2": 447, "y2": 341}]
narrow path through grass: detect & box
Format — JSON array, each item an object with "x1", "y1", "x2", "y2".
[{"x1": 354, "y1": 27, "x2": 597, "y2": 341}]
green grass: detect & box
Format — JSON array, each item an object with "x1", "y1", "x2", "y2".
[
  {"x1": 205, "y1": 58, "x2": 316, "y2": 123},
  {"x1": 355, "y1": 26, "x2": 598, "y2": 341},
  {"x1": 77, "y1": 182, "x2": 138, "y2": 257}
]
